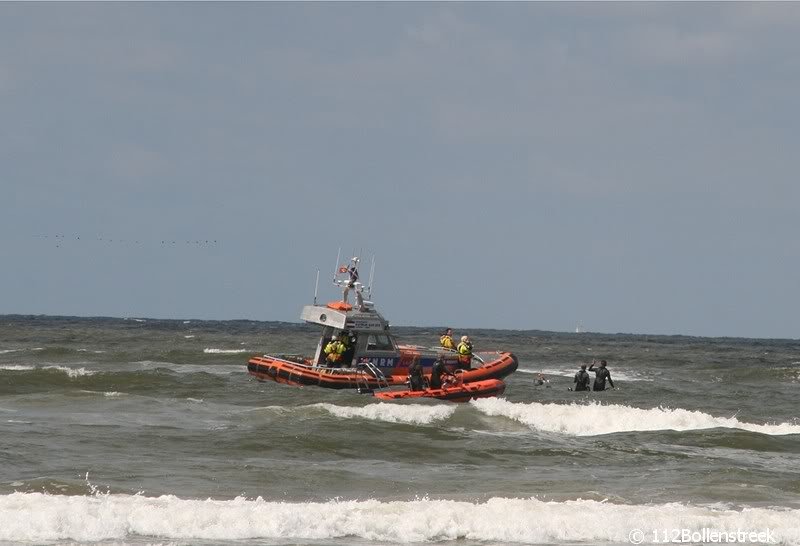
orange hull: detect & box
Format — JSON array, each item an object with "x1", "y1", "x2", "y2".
[
  {"x1": 373, "y1": 378, "x2": 505, "y2": 403},
  {"x1": 247, "y1": 350, "x2": 518, "y2": 390}
]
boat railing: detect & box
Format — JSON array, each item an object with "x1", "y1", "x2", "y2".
[
  {"x1": 355, "y1": 361, "x2": 390, "y2": 391},
  {"x1": 416, "y1": 346, "x2": 486, "y2": 366},
  {"x1": 272, "y1": 354, "x2": 308, "y2": 365},
  {"x1": 262, "y1": 355, "x2": 363, "y2": 374}
]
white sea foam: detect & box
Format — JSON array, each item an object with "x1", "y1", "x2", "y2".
[
  {"x1": 0, "y1": 349, "x2": 20, "y2": 354},
  {"x1": 313, "y1": 402, "x2": 456, "y2": 425},
  {"x1": 184, "y1": 335, "x2": 196, "y2": 339},
  {"x1": 471, "y1": 399, "x2": 800, "y2": 436},
  {"x1": 133, "y1": 361, "x2": 240, "y2": 376},
  {"x1": 1, "y1": 365, "x2": 96, "y2": 377},
  {"x1": 42, "y1": 365, "x2": 95, "y2": 378},
  {"x1": 78, "y1": 390, "x2": 125, "y2": 398},
  {"x1": 0, "y1": 493, "x2": 798, "y2": 543},
  {"x1": 203, "y1": 348, "x2": 248, "y2": 354},
  {"x1": 0, "y1": 365, "x2": 35, "y2": 371}
]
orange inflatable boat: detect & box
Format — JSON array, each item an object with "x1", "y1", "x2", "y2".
[
  {"x1": 247, "y1": 349, "x2": 517, "y2": 390},
  {"x1": 247, "y1": 256, "x2": 518, "y2": 392},
  {"x1": 373, "y1": 378, "x2": 506, "y2": 402}
]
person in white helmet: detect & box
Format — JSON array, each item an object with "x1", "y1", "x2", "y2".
[{"x1": 456, "y1": 335, "x2": 473, "y2": 370}]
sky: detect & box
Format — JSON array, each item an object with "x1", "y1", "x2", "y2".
[{"x1": 1, "y1": 2, "x2": 799, "y2": 339}]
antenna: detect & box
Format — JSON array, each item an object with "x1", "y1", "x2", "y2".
[
  {"x1": 313, "y1": 269, "x2": 320, "y2": 305},
  {"x1": 333, "y1": 247, "x2": 341, "y2": 282},
  {"x1": 367, "y1": 256, "x2": 376, "y2": 299}
]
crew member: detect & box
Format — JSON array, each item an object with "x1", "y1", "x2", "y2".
[
  {"x1": 342, "y1": 258, "x2": 360, "y2": 304},
  {"x1": 339, "y1": 330, "x2": 354, "y2": 367},
  {"x1": 588, "y1": 360, "x2": 615, "y2": 391},
  {"x1": 324, "y1": 335, "x2": 344, "y2": 367},
  {"x1": 429, "y1": 358, "x2": 455, "y2": 389},
  {"x1": 408, "y1": 359, "x2": 425, "y2": 391},
  {"x1": 440, "y1": 328, "x2": 456, "y2": 350},
  {"x1": 457, "y1": 335, "x2": 473, "y2": 370},
  {"x1": 572, "y1": 364, "x2": 590, "y2": 391}
]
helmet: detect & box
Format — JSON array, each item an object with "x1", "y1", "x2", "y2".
[{"x1": 461, "y1": 336, "x2": 468, "y2": 342}]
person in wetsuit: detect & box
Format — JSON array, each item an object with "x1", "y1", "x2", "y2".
[
  {"x1": 534, "y1": 373, "x2": 549, "y2": 386},
  {"x1": 429, "y1": 358, "x2": 455, "y2": 389},
  {"x1": 408, "y1": 359, "x2": 425, "y2": 391},
  {"x1": 572, "y1": 364, "x2": 591, "y2": 391},
  {"x1": 588, "y1": 360, "x2": 615, "y2": 391}
]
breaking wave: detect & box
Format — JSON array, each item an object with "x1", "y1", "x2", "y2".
[
  {"x1": 203, "y1": 348, "x2": 248, "y2": 354},
  {"x1": 0, "y1": 493, "x2": 798, "y2": 544},
  {"x1": 0, "y1": 364, "x2": 95, "y2": 378},
  {"x1": 313, "y1": 402, "x2": 456, "y2": 425},
  {"x1": 471, "y1": 399, "x2": 800, "y2": 436}
]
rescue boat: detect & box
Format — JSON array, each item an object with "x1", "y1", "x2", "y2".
[
  {"x1": 246, "y1": 256, "x2": 518, "y2": 391},
  {"x1": 373, "y1": 378, "x2": 506, "y2": 403}
]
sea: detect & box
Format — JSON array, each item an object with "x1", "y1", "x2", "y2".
[{"x1": 1, "y1": 315, "x2": 799, "y2": 546}]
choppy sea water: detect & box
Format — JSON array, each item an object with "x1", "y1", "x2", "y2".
[{"x1": 1, "y1": 315, "x2": 799, "y2": 545}]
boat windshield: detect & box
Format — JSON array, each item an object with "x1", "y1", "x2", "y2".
[{"x1": 366, "y1": 334, "x2": 394, "y2": 351}]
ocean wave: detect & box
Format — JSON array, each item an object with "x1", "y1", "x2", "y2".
[
  {"x1": 78, "y1": 390, "x2": 125, "y2": 398},
  {"x1": 42, "y1": 365, "x2": 95, "y2": 378},
  {"x1": 312, "y1": 402, "x2": 456, "y2": 425},
  {"x1": 0, "y1": 365, "x2": 95, "y2": 378},
  {"x1": 203, "y1": 348, "x2": 248, "y2": 354},
  {"x1": 133, "y1": 361, "x2": 241, "y2": 376},
  {"x1": 0, "y1": 494, "x2": 798, "y2": 543},
  {"x1": 471, "y1": 399, "x2": 800, "y2": 437},
  {"x1": 0, "y1": 349, "x2": 20, "y2": 354},
  {"x1": 0, "y1": 365, "x2": 35, "y2": 371}
]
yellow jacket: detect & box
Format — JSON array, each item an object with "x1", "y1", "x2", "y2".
[{"x1": 440, "y1": 334, "x2": 455, "y2": 350}]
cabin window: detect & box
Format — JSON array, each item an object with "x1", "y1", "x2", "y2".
[{"x1": 366, "y1": 334, "x2": 394, "y2": 351}]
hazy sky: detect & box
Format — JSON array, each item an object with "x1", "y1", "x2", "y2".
[{"x1": 1, "y1": 3, "x2": 799, "y2": 338}]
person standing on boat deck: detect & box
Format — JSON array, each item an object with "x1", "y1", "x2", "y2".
[
  {"x1": 440, "y1": 328, "x2": 456, "y2": 351},
  {"x1": 341, "y1": 258, "x2": 360, "y2": 304},
  {"x1": 324, "y1": 336, "x2": 344, "y2": 367},
  {"x1": 572, "y1": 364, "x2": 591, "y2": 391},
  {"x1": 457, "y1": 336, "x2": 473, "y2": 370},
  {"x1": 408, "y1": 359, "x2": 425, "y2": 391},
  {"x1": 588, "y1": 360, "x2": 615, "y2": 391},
  {"x1": 339, "y1": 331, "x2": 354, "y2": 367},
  {"x1": 429, "y1": 357, "x2": 455, "y2": 389}
]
